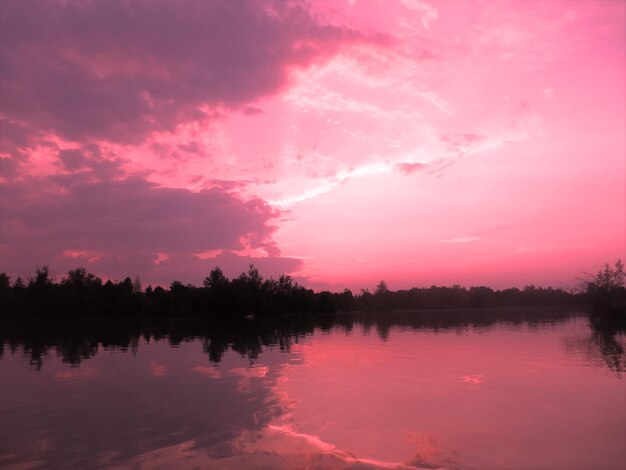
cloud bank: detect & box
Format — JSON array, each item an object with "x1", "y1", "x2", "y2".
[{"x1": 0, "y1": 0, "x2": 372, "y2": 283}]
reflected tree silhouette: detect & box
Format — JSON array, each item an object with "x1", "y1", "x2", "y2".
[
  {"x1": 1, "y1": 308, "x2": 591, "y2": 369},
  {"x1": 563, "y1": 313, "x2": 626, "y2": 378},
  {"x1": 588, "y1": 313, "x2": 626, "y2": 376}
]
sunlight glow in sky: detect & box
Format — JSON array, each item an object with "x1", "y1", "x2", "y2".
[{"x1": 0, "y1": 0, "x2": 624, "y2": 290}]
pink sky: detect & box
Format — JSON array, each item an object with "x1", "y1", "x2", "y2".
[{"x1": 0, "y1": 0, "x2": 624, "y2": 291}]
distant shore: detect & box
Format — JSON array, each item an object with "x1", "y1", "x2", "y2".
[{"x1": 1, "y1": 266, "x2": 586, "y2": 318}]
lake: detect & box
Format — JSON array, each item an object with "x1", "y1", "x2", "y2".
[{"x1": 1, "y1": 309, "x2": 624, "y2": 469}]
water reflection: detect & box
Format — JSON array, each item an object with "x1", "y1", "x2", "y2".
[
  {"x1": 0, "y1": 339, "x2": 289, "y2": 469},
  {"x1": 1, "y1": 309, "x2": 625, "y2": 469},
  {"x1": 0, "y1": 308, "x2": 586, "y2": 369},
  {"x1": 563, "y1": 314, "x2": 626, "y2": 377}
]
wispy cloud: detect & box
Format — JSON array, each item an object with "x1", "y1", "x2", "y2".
[
  {"x1": 439, "y1": 236, "x2": 481, "y2": 244},
  {"x1": 399, "y1": 0, "x2": 438, "y2": 31}
]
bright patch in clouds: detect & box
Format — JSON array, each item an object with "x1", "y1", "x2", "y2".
[{"x1": 0, "y1": 0, "x2": 624, "y2": 290}]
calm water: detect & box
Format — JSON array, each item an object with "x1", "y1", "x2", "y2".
[{"x1": 1, "y1": 310, "x2": 624, "y2": 469}]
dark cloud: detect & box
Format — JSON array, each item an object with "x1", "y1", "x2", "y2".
[
  {"x1": 0, "y1": 156, "x2": 19, "y2": 179},
  {"x1": 242, "y1": 106, "x2": 265, "y2": 116},
  {"x1": 0, "y1": 0, "x2": 372, "y2": 282},
  {"x1": 54, "y1": 145, "x2": 127, "y2": 179},
  {"x1": 0, "y1": 117, "x2": 35, "y2": 164},
  {"x1": 0, "y1": 171, "x2": 285, "y2": 280},
  {"x1": 0, "y1": 0, "x2": 373, "y2": 144},
  {"x1": 58, "y1": 149, "x2": 90, "y2": 171}
]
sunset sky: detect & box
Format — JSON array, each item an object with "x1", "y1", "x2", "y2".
[{"x1": 1, "y1": 0, "x2": 624, "y2": 291}]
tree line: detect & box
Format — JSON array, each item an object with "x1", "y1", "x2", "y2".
[{"x1": 0, "y1": 263, "x2": 602, "y2": 318}]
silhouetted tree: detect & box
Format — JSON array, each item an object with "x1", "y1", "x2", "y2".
[
  {"x1": 203, "y1": 267, "x2": 227, "y2": 289},
  {"x1": 375, "y1": 280, "x2": 389, "y2": 295},
  {"x1": 120, "y1": 277, "x2": 134, "y2": 295},
  {"x1": 62, "y1": 268, "x2": 102, "y2": 291},
  {"x1": 0, "y1": 273, "x2": 10, "y2": 289},
  {"x1": 13, "y1": 276, "x2": 25, "y2": 290},
  {"x1": 584, "y1": 260, "x2": 625, "y2": 312},
  {"x1": 28, "y1": 266, "x2": 54, "y2": 288},
  {"x1": 313, "y1": 291, "x2": 335, "y2": 313},
  {"x1": 0, "y1": 273, "x2": 11, "y2": 311}
]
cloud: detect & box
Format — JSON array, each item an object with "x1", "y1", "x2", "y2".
[
  {"x1": 242, "y1": 106, "x2": 265, "y2": 116},
  {"x1": 0, "y1": 165, "x2": 303, "y2": 283},
  {"x1": 399, "y1": 0, "x2": 438, "y2": 30},
  {"x1": 440, "y1": 133, "x2": 483, "y2": 152},
  {"x1": 0, "y1": 0, "x2": 378, "y2": 144},
  {"x1": 58, "y1": 149, "x2": 90, "y2": 171},
  {"x1": 0, "y1": 116, "x2": 36, "y2": 159},
  {"x1": 416, "y1": 90, "x2": 452, "y2": 114},
  {"x1": 1, "y1": 175, "x2": 276, "y2": 252},
  {"x1": 0, "y1": 2, "x2": 388, "y2": 284},
  {"x1": 396, "y1": 162, "x2": 427, "y2": 174},
  {"x1": 439, "y1": 236, "x2": 481, "y2": 244},
  {"x1": 0, "y1": 156, "x2": 20, "y2": 180},
  {"x1": 269, "y1": 160, "x2": 397, "y2": 207}
]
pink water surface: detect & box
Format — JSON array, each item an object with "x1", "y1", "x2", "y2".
[{"x1": 0, "y1": 314, "x2": 624, "y2": 469}]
